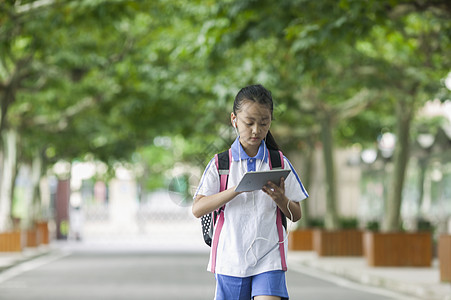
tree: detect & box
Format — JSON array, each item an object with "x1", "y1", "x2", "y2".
[
  {"x1": 353, "y1": 2, "x2": 451, "y2": 231},
  {"x1": 1, "y1": 0, "x2": 449, "y2": 233},
  {"x1": 192, "y1": 0, "x2": 387, "y2": 229},
  {"x1": 1, "y1": 0, "x2": 148, "y2": 230},
  {"x1": 0, "y1": 0, "x2": 215, "y2": 230},
  {"x1": 193, "y1": 0, "x2": 451, "y2": 232}
]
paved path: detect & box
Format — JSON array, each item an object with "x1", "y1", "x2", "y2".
[{"x1": 0, "y1": 248, "x2": 413, "y2": 300}]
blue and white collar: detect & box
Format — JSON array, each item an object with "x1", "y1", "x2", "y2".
[{"x1": 231, "y1": 137, "x2": 268, "y2": 163}]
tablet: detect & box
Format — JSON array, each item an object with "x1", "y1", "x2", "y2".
[{"x1": 235, "y1": 169, "x2": 291, "y2": 192}]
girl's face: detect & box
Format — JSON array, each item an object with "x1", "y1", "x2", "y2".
[{"x1": 231, "y1": 101, "x2": 272, "y2": 154}]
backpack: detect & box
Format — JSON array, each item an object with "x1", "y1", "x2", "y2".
[{"x1": 201, "y1": 148, "x2": 287, "y2": 247}]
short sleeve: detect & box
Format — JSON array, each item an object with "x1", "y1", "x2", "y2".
[
  {"x1": 194, "y1": 157, "x2": 220, "y2": 198},
  {"x1": 283, "y1": 157, "x2": 309, "y2": 202}
]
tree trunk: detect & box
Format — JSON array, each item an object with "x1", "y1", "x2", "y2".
[
  {"x1": 21, "y1": 151, "x2": 43, "y2": 230},
  {"x1": 296, "y1": 135, "x2": 315, "y2": 229},
  {"x1": 417, "y1": 157, "x2": 428, "y2": 212},
  {"x1": 31, "y1": 152, "x2": 43, "y2": 223},
  {"x1": 382, "y1": 99, "x2": 414, "y2": 232},
  {"x1": 320, "y1": 113, "x2": 339, "y2": 230},
  {"x1": 0, "y1": 129, "x2": 18, "y2": 231}
]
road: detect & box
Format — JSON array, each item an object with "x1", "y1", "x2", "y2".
[{"x1": 0, "y1": 249, "x2": 409, "y2": 300}]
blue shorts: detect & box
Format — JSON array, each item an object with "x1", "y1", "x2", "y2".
[{"x1": 215, "y1": 270, "x2": 289, "y2": 300}]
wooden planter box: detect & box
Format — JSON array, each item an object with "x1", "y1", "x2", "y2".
[
  {"x1": 26, "y1": 229, "x2": 38, "y2": 247},
  {"x1": 438, "y1": 235, "x2": 451, "y2": 282},
  {"x1": 288, "y1": 229, "x2": 314, "y2": 251},
  {"x1": 363, "y1": 231, "x2": 432, "y2": 267},
  {"x1": 37, "y1": 222, "x2": 50, "y2": 245},
  {"x1": 313, "y1": 229, "x2": 363, "y2": 256},
  {"x1": 0, "y1": 231, "x2": 22, "y2": 252}
]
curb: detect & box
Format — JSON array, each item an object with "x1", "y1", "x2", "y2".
[
  {"x1": 288, "y1": 252, "x2": 451, "y2": 300},
  {"x1": 0, "y1": 246, "x2": 53, "y2": 273}
]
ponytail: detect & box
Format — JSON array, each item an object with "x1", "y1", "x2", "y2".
[{"x1": 265, "y1": 130, "x2": 280, "y2": 151}]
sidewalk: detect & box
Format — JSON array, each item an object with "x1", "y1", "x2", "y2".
[
  {"x1": 0, "y1": 245, "x2": 53, "y2": 273},
  {"x1": 1, "y1": 245, "x2": 450, "y2": 300},
  {"x1": 288, "y1": 251, "x2": 451, "y2": 300}
]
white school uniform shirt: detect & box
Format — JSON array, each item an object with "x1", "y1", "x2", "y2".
[{"x1": 195, "y1": 138, "x2": 309, "y2": 277}]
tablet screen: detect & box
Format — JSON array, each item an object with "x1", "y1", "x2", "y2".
[{"x1": 235, "y1": 169, "x2": 291, "y2": 192}]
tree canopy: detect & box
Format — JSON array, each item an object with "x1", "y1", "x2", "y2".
[{"x1": 0, "y1": 0, "x2": 450, "y2": 231}]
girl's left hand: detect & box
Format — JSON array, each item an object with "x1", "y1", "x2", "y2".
[
  {"x1": 262, "y1": 177, "x2": 286, "y2": 204},
  {"x1": 262, "y1": 177, "x2": 302, "y2": 222}
]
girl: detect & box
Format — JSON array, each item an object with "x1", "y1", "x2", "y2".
[{"x1": 192, "y1": 84, "x2": 309, "y2": 300}]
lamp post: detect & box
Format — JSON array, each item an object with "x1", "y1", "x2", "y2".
[
  {"x1": 360, "y1": 148, "x2": 379, "y2": 229},
  {"x1": 416, "y1": 132, "x2": 435, "y2": 232},
  {"x1": 378, "y1": 132, "x2": 396, "y2": 160},
  {"x1": 417, "y1": 133, "x2": 435, "y2": 149},
  {"x1": 361, "y1": 149, "x2": 377, "y2": 165},
  {"x1": 377, "y1": 132, "x2": 396, "y2": 230}
]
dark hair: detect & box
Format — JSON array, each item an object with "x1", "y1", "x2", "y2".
[{"x1": 233, "y1": 84, "x2": 280, "y2": 151}]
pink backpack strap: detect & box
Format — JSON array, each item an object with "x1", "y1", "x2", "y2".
[
  {"x1": 276, "y1": 208, "x2": 288, "y2": 271},
  {"x1": 279, "y1": 150, "x2": 284, "y2": 169},
  {"x1": 215, "y1": 149, "x2": 232, "y2": 192},
  {"x1": 210, "y1": 211, "x2": 225, "y2": 273},
  {"x1": 268, "y1": 149, "x2": 284, "y2": 170},
  {"x1": 268, "y1": 149, "x2": 288, "y2": 270},
  {"x1": 210, "y1": 149, "x2": 231, "y2": 271}
]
